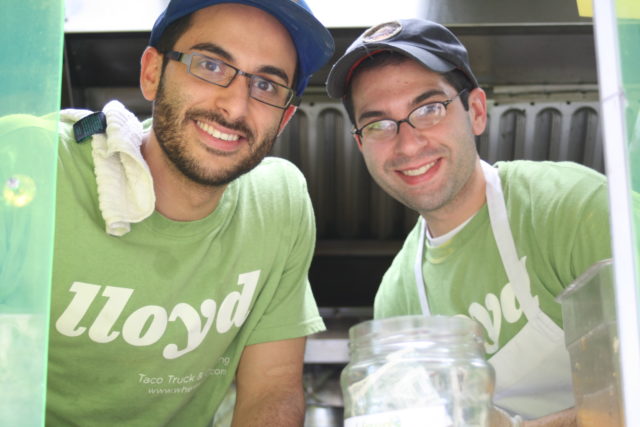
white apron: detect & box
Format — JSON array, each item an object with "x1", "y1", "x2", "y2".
[{"x1": 413, "y1": 161, "x2": 574, "y2": 419}]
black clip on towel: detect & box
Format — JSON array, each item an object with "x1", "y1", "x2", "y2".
[{"x1": 73, "y1": 111, "x2": 107, "y2": 143}]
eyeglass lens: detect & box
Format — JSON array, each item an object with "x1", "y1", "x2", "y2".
[
  {"x1": 361, "y1": 103, "x2": 447, "y2": 142},
  {"x1": 186, "y1": 53, "x2": 293, "y2": 108}
]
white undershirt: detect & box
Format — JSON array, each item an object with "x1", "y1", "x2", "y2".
[{"x1": 425, "y1": 213, "x2": 477, "y2": 248}]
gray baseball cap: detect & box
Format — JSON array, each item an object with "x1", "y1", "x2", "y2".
[{"x1": 326, "y1": 18, "x2": 478, "y2": 98}]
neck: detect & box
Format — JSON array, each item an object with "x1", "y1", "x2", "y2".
[
  {"x1": 141, "y1": 132, "x2": 227, "y2": 221},
  {"x1": 422, "y1": 160, "x2": 487, "y2": 238}
]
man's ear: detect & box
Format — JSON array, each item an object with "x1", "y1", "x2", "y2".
[
  {"x1": 467, "y1": 87, "x2": 488, "y2": 136},
  {"x1": 277, "y1": 105, "x2": 297, "y2": 136},
  {"x1": 140, "y1": 46, "x2": 163, "y2": 102}
]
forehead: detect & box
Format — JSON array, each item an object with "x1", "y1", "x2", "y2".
[
  {"x1": 175, "y1": 3, "x2": 297, "y2": 77},
  {"x1": 351, "y1": 60, "x2": 452, "y2": 109},
  {"x1": 353, "y1": 59, "x2": 448, "y2": 93}
]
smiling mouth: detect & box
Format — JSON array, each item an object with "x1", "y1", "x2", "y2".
[
  {"x1": 196, "y1": 120, "x2": 240, "y2": 142},
  {"x1": 401, "y1": 160, "x2": 437, "y2": 177}
]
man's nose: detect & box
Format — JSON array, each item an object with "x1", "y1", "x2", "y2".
[
  {"x1": 394, "y1": 119, "x2": 427, "y2": 154},
  {"x1": 213, "y1": 74, "x2": 251, "y2": 120}
]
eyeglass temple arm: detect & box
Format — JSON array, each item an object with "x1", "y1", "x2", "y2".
[{"x1": 164, "y1": 51, "x2": 187, "y2": 64}]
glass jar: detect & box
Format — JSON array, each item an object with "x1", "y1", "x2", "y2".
[{"x1": 341, "y1": 315, "x2": 494, "y2": 427}]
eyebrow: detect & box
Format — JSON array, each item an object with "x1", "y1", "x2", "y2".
[
  {"x1": 189, "y1": 42, "x2": 291, "y2": 85},
  {"x1": 356, "y1": 89, "x2": 449, "y2": 124}
]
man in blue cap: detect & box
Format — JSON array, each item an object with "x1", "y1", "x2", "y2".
[
  {"x1": 32, "y1": 0, "x2": 334, "y2": 425},
  {"x1": 326, "y1": 18, "x2": 613, "y2": 427}
]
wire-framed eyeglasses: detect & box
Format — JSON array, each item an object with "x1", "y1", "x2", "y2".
[
  {"x1": 352, "y1": 89, "x2": 468, "y2": 144},
  {"x1": 165, "y1": 50, "x2": 300, "y2": 109}
]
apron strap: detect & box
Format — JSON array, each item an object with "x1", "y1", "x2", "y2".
[
  {"x1": 414, "y1": 160, "x2": 542, "y2": 321},
  {"x1": 480, "y1": 161, "x2": 541, "y2": 319},
  {"x1": 415, "y1": 218, "x2": 431, "y2": 315}
]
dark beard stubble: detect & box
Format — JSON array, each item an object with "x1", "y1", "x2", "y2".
[{"x1": 151, "y1": 76, "x2": 279, "y2": 187}]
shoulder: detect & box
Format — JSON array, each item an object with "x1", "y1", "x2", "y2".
[
  {"x1": 374, "y1": 220, "x2": 424, "y2": 318},
  {"x1": 241, "y1": 157, "x2": 308, "y2": 192},
  {"x1": 492, "y1": 161, "x2": 611, "y2": 249},
  {"x1": 380, "y1": 219, "x2": 423, "y2": 283},
  {"x1": 250, "y1": 157, "x2": 305, "y2": 179},
  {"x1": 495, "y1": 160, "x2": 608, "y2": 204},
  {"x1": 0, "y1": 113, "x2": 59, "y2": 144},
  {"x1": 0, "y1": 113, "x2": 57, "y2": 132},
  {"x1": 0, "y1": 112, "x2": 65, "y2": 158},
  {"x1": 234, "y1": 157, "x2": 311, "y2": 216},
  {"x1": 495, "y1": 160, "x2": 606, "y2": 186}
]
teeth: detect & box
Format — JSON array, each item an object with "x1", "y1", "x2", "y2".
[
  {"x1": 402, "y1": 161, "x2": 436, "y2": 176},
  {"x1": 196, "y1": 120, "x2": 239, "y2": 142}
]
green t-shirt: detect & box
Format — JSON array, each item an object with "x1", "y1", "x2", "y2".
[
  {"x1": 10, "y1": 112, "x2": 325, "y2": 426},
  {"x1": 374, "y1": 160, "x2": 612, "y2": 357}
]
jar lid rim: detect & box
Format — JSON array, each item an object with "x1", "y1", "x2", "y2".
[{"x1": 349, "y1": 314, "x2": 483, "y2": 341}]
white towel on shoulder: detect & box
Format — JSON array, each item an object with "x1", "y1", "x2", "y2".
[{"x1": 60, "y1": 100, "x2": 155, "y2": 236}]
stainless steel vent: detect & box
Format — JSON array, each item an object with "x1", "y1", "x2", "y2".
[{"x1": 482, "y1": 101, "x2": 603, "y2": 170}]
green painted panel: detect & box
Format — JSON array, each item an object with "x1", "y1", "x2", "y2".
[
  {"x1": 618, "y1": 16, "x2": 640, "y2": 192},
  {"x1": 0, "y1": 0, "x2": 64, "y2": 425}
]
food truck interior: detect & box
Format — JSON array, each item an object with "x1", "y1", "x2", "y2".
[{"x1": 60, "y1": 1, "x2": 601, "y2": 422}]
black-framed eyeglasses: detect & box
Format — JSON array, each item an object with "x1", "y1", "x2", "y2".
[
  {"x1": 165, "y1": 50, "x2": 300, "y2": 109},
  {"x1": 352, "y1": 89, "x2": 468, "y2": 143}
]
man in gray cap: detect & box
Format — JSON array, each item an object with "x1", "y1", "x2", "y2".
[
  {"x1": 2, "y1": 0, "x2": 334, "y2": 425},
  {"x1": 326, "y1": 18, "x2": 612, "y2": 426}
]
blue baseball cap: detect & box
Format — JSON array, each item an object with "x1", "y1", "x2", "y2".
[{"x1": 149, "y1": 0, "x2": 335, "y2": 96}]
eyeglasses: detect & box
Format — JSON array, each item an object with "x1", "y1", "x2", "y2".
[
  {"x1": 165, "y1": 50, "x2": 300, "y2": 109},
  {"x1": 352, "y1": 89, "x2": 468, "y2": 144}
]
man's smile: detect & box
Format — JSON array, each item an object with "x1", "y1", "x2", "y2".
[
  {"x1": 400, "y1": 159, "x2": 438, "y2": 177},
  {"x1": 196, "y1": 120, "x2": 241, "y2": 142}
]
